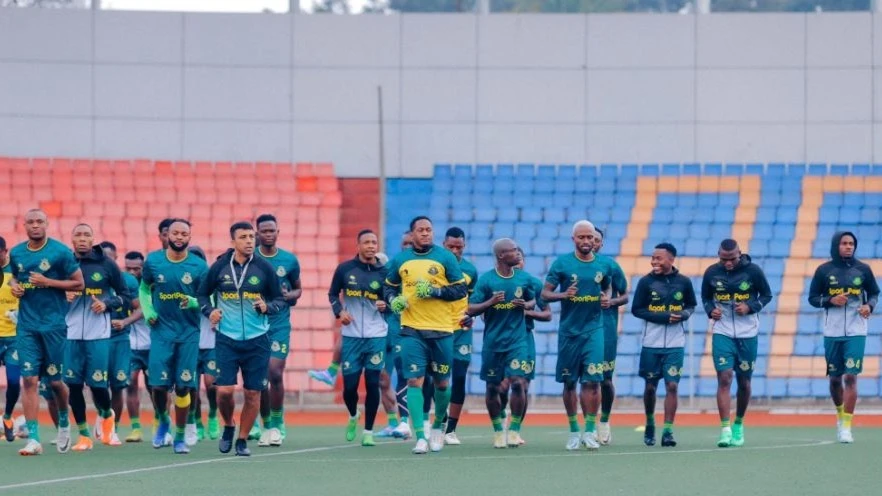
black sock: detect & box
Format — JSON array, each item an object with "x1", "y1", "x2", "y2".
[{"x1": 446, "y1": 417, "x2": 459, "y2": 434}]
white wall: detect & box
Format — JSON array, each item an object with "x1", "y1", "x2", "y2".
[{"x1": 0, "y1": 9, "x2": 878, "y2": 177}]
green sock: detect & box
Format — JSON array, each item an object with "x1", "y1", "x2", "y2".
[
  {"x1": 2, "y1": 413, "x2": 9, "y2": 421},
  {"x1": 721, "y1": 418, "x2": 730, "y2": 428},
  {"x1": 646, "y1": 414, "x2": 655, "y2": 426},
  {"x1": 78, "y1": 422, "x2": 90, "y2": 437},
  {"x1": 58, "y1": 409, "x2": 70, "y2": 429},
  {"x1": 663, "y1": 421, "x2": 673, "y2": 434},
  {"x1": 387, "y1": 412, "x2": 399, "y2": 427},
  {"x1": 585, "y1": 414, "x2": 597, "y2": 433},
  {"x1": 115, "y1": 421, "x2": 119, "y2": 431},
  {"x1": 567, "y1": 415, "x2": 579, "y2": 433},
  {"x1": 163, "y1": 412, "x2": 172, "y2": 425},
  {"x1": 406, "y1": 386, "x2": 425, "y2": 440},
  {"x1": 262, "y1": 414, "x2": 271, "y2": 429},
  {"x1": 835, "y1": 404, "x2": 844, "y2": 420},
  {"x1": 271, "y1": 409, "x2": 283, "y2": 429},
  {"x1": 101, "y1": 408, "x2": 113, "y2": 420},
  {"x1": 600, "y1": 411, "x2": 610, "y2": 423},
  {"x1": 509, "y1": 415, "x2": 522, "y2": 432},
  {"x1": 175, "y1": 425, "x2": 185, "y2": 442},
  {"x1": 132, "y1": 419, "x2": 141, "y2": 430},
  {"x1": 328, "y1": 362, "x2": 340, "y2": 376},
  {"x1": 491, "y1": 417, "x2": 503, "y2": 432},
  {"x1": 187, "y1": 410, "x2": 196, "y2": 424},
  {"x1": 208, "y1": 407, "x2": 217, "y2": 418},
  {"x1": 499, "y1": 409, "x2": 507, "y2": 419},
  {"x1": 734, "y1": 416, "x2": 744, "y2": 426},
  {"x1": 26, "y1": 420, "x2": 39, "y2": 442},
  {"x1": 431, "y1": 386, "x2": 451, "y2": 429}
]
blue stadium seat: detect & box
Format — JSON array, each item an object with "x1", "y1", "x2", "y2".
[
  {"x1": 497, "y1": 208, "x2": 519, "y2": 222},
  {"x1": 535, "y1": 178, "x2": 555, "y2": 194},
  {"x1": 640, "y1": 163, "x2": 660, "y2": 176},
  {"x1": 475, "y1": 164, "x2": 493, "y2": 179},
  {"x1": 497, "y1": 164, "x2": 514, "y2": 177},
  {"x1": 662, "y1": 163, "x2": 681, "y2": 175},
  {"x1": 579, "y1": 166, "x2": 597, "y2": 179},
  {"x1": 724, "y1": 163, "x2": 744, "y2": 176},
  {"x1": 767, "y1": 163, "x2": 786, "y2": 176},
  {"x1": 808, "y1": 163, "x2": 828, "y2": 176},
  {"x1": 600, "y1": 164, "x2": 618, "y2": 177},
  {"x1": 522, "y1": 208, "x2": 543, "y2": 223},
  {"x1": 558, "y1": 165, "x2": 576, "y2": 179},
  {"x1": 704, "y1": 163, "x2": 722, "y2": 175},
  {"x1": 454, "y1": 164, "x2": 472, "y2": 179},
  {"x1": 745, "y1": 163, "x2": 764, "y2": 175},
  {"x1": 852, "y1": 163, "x2": 870, "y2": 175},
  {"x1": 473, "y1": 208, "x2": 496, "y2": 222},
  {"x1": 514, "y1": 223, "x2": 535, "y2": 241},
  {"x1": 621, "y1": 164, "x2": 639, "y2": 177},
  {"x1": 683, "y1": 163, "x2": 701, "y2": 175},
  {"x1": 537, "y1": 165, "x2": 556, "y2": 179},
  {"x1": 434, "y1": 163, "x2": 452, "y2": 178},
  {"x1": 516, "y1": 163, "x2": 535, "y2": 178},
  {"x1": 830, "y1": 164, "x2": 849, "y2": 176}
]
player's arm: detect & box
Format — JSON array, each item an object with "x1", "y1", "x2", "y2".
[
  {"x1": 261, "y1": 264, "x2": 286, "y2": 315},
  {"x1": 383, "y1": 257, "x2": 402, "y2": 303},
  {"x1": 419, "y1": 255, "x2": 467, "y2": 301},
  {"x1": 525, "y1": 299, "x2": 552, "y2": 322},
  {"x1": 285, "y1": 259, "x2": 302, "y2": 306},
  {"x1": 197, "y1": 261, "x2": 221, "y2": 318},
  {"x1": 861, "y1": 264, "x2": 879, "y2": 313},
  {"x1": 104, "y1": 262, "x2": 130, "y2": 310},
  {"x1": 8, "y1": 255, "x2": 23, "y2": 297},
  {"x1": 30, "y1": 268, "x2": 85, "y2": 291},
  {"x1": 700, "y1": 268, "x2": 717, "y2": 317},
  {"x1": 807, "y1": 266, "x2": 831, "y2": 308},
  {"x1": 466, "y1": 279, "x2": 496, "y2": 316},
  {"x1": 631, "y1": 278, "x2": 670, "y2": 324},
  {"x1": 610, "y1": 265, "x2": 629, "y2": 307},
  {"x1": 327, "y1": 264, "x2": 346, "y2": 318},
  {"x1": 747, "y1": 267, "x2": 773, "y2": 314},
  {"x1": 138, "y1": 280, "x2": 158, "y2": 324},
  {"x1": 679, "y1": 279, "x2": 698, "y2": 321}
]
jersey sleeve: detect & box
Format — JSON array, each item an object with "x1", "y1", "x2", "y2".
[
  {"x1": 384, "y1": 256, "x2": 401, "y2": 286},
  {"x1": 288, "y1": 255, "x2": 301, "y2": 286},
  {"x1": 612, "y1": 262, "x2": 628, "y2": 295},
  {"x1": 443, "y1": 252, "x2": 464, "y2": 284},
  {"x1": 544, "y1": 258, "x2": 562, "y2": 290},
  {"x1": 141, "y1": 257, "x2": 155, "y2": 285},
  {"x1": 60, "y1": 246, "x2": 80, "y2": 278},
  {"x1": 469, "y1": 275, "x2": 490, "y2": 304}
]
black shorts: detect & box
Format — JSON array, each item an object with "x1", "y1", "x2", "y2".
[{"x1": 215, "y1": 333, "x2": 271, "y2": 391}]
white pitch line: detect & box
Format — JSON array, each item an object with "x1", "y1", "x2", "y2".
[
  {"x1": 0, "y1": 443, "x2": 358, "y2": 492},
  {"x1": 299, "y1": 438, "x2": 835, "y2": 464}
]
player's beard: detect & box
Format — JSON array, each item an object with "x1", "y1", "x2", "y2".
[{"x1": 169, "y1": 241, "x2": 189, "y2": 253}]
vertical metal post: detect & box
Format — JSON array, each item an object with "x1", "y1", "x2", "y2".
[{"x1": 377, "y1": 86, "x2": 387, "y2": 250}]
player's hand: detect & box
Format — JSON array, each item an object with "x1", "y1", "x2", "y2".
[
  {"x1": 415, "y1": 280, "x2": 438, "y2": 299},
  {"x1": 339, "y1": 310, "x2": 353, "y2": 325},
  {"x1": 859, "y1": 304, "x2": 871, "y2": 318},
  {"x1": 375, "y1": 300, "x2": 388, "y2": 313},
  {"x1": 565, "y1": 282, "x2": 578, "y2": 298},
  {"x1": 10, "y1": 282, "x2": 24, "y2": 298},
  {"x1": 511, "y1": 298, "x2": 526, "y2": 308},
  {"x1": 830, "y1": 294, "x2": 849, "y2": 307},
  {"x1": 111, "y1": 319, "x2": 125, "y2": 331},
  {"x1": 600, "y1": 292, "x2": 611, "y2": 309},
  {"x1": 390, "y1": 295, "x2": 408, "y2": 314},
  {"x1": 669, "y1": 313, "x2": 683, "y2": 323},
  {"x1": 252, "y1": 297, "x2": 268, "y2": 314},
  {"x1": 282, "y1": 287, "x2": 299, "y2": 304},
  {"x1": 209, "y1": 309, "x2": 223, "y2": 325},
  {"x1": 91, "y1": 295, "x2": 107, "y2": 314},
  {"x1": 144, "y1": 308, "x2": 159, "y2": 326},
  {"x1": 710, "y1": 308, "x2": 722, "y2": 320},
  {"x1": 65, "y1": 291, "x2": 76, "y2": 303},
  {"x1": 29, "y1": 272, "x2": 50, "y2": 288},
  {"x1": 734, "y1": 303, "x2": 751, "y2": 316},
  {"x1": 459, "y1": 313, "x2": 473, "y2": 329},
  {"x1": 490, "y1": 291, "x2": 506, "y2": 304}
]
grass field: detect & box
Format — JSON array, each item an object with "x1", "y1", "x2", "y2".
[{"x1": 0, "y1": 422, "x2": 876, "y2": 495}]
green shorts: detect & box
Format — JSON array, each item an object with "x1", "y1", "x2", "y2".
[
  {"x1": 824, "y1": 336, "x2": 866, "y2": 377},
  {"x1": 603, "y1": 325, "x2": 618, "y2": 380},
  {"x1": 0, "y1": 336, "x2": 19, "y2": 367},
  {"x1": 64, "y1": 339, "x2": 110, "y2": 388},
  {"x1": 108, "y1": 338, "x2": 131, "y2": 389},
  {"x1": 639, "y1": 347, "x2": 684, "y2": 384},
  {"x1": 525, "y1": 331, "x2": 536, "y2": 381},
  {"x1": 39, "y1": 376, "x2": 53, "y2": 400},
  {"x1": 198, "y1": 348, "x2": 218, "y2": 378},
  {"x1": 400, "y1": 328, "x2": 453, "y2": 381},
  {"x1": 269, "y1": 324, "x2": 291, "y2": 361},
  {"x1": 341, "y1": 336, "x2": 385, "y2": 376},
  {"x1": 556, "y1": 330, "x2": 604, "y2": 384},
  {"x1": 712, "y1": 334, "x2": 758, "y2": 378},
  {"x1": 17, "y1": 328, "x2": 65, "y2": 382},
  {"x1": 480, "y1": 341, "x2": 530, "y2": 384},
  {"x1": 453, "y1": 328, "x2": 472, "y2": 362},
  {"x1": 384, "y1": 330, "x2": 402, "y2": 375},
  {"x1": 130, "y1": 349, "x2": 149, "y2": 374},
  {"x1": 148, "y1": 336, "x2": 198, "y2": 390}
]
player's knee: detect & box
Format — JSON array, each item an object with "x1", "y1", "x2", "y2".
[
  {"x1": 22, "y1": 376, "x2": 38, "y2": 390},
  {"x1": 582, "y1": 381, "x2": 600, "y2": 392},
  {"x1": 563, "y1": 381, "x2": 577, "y2": 392},
  {"x1": 665, "y1": 381, "x2": 679, "y2": 395},
  {"x1": 364, "y1": 370, "x2": 381, "y2": 389},
  {"x1": 453, "y1": 360, "x2": 469, "y2": 380},
  {"x1": 643, "y1": 381, "x2": 657, "y2": 394},
  {"x1": 843, "y1": 374, "x2": 857, "y2": 388},
  {"x1": 406, "y1": 377, "x2": 422, "y2": 388},
  {"x1": 717, "y1": 371, "x2": 734, "y2": 388},
  {"x1": 510, "y1": 378, "x2": 525, "y2": 394},
  {"x1": 434, "y1": 380, "x2": 448, "y2": 392},
  {"x1": 601, "y1": 378, "x2": 614, "y2": 390}
]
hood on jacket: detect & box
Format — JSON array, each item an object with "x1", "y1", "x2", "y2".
[
  {"x1": 76, "y1": 245, "x2": 106, "y2": 263},
  {"x1": 830, "y1": 231, "x2": 858, "y2": 264}
]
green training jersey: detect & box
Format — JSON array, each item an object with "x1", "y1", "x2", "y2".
[
  {"x1": 470, "y1": 268, "x2": 535, "y2": 352},
  {"x1": 256, "y1": 247, "x2": 301, "y2": 333},
  {"x1": 142, "y1": 250, "x2": 208, "y2": 343},
  {"x1": 525, "y1": 274, "x2": 548, "y2": 332},
  {"x1": 545, "y1": 252, "x2": 612, "y2": 337},
  {"x1": 9, "y1": 238, "x2": 80, "y2": 332},
  {"x1": 598, "y1": 254, "x2": 628, "y2": 336}
]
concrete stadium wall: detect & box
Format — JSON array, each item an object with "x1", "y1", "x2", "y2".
[{"x1": 0, "y1": 9, "x2": 879, "y2": 177}]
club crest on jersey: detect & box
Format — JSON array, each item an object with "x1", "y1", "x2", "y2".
[
  {"x1": 39, "y1": 259, "x2": 50, "y2": 271},
  {"x1": 370, "y1": 281, "x2": 381, "y2": 290},
  {"x1": 116, "y1": 370, "x2": 127, "y2": 381},
  {"x1": 370, "y1": 354, "x2": 382, "y2": 365},
  {"x1": 594, "y1": 272, "x2": 603, "y2": 283},
  {"x1": 587, "y1": 363, "x2": 597, "y2": 375},
  {"x1": 853, "y1": 277, "x2": 862, "y2": 286},
  {"x1": 739, "y1": 281, "x2": 750, "y2": 291},
  {"x1": 91, "y1": 272, "x2": 103, "y2": 282},
  {"x1": 739, "y1": 361, "x2": 750, "y2": 371},
  {"x1": 208, "y1": 360, "x2": 216, "y2": 371},
  {"x1": 181, "y1": 272, "x2": 193, "y2": 285},
  {"x1": 46, "y1": 364, "x2": 57, "y2": 376},
  {"x1": 514, "y1": 287, "x2": 523, "y2": 298},
  {"x1": 343, "y1": 361, "x2": 351, "y2": 370},
  {"x1": 247, "y1": 275, "x2": 259, "y2": 285},
  {"x1": 846, "y1": 358, "x2": 856, "y2": 369},
  {"x1": 180, "y1": 370, "x2": 192, "y2": 382},
  {"x1": 92, "y1": 370, "x2": 104, "y2": 382},
  {"x1": 459, "y1": 345, "x2": 470, "y2": 355},
  {"x1": 277, "y1": 267, "x2": 287, "y2": 277},
  {"x1": 510, "y1": 359, "x2": 521, "y2": 370},
  {"x1": 523, "y1": 361, "x2": 534, "y2": 374},
  {"x1": 428, "y1": 266, "x2": 439, "y2": 276},
  {"x1": 157, "y1": 274, "x2": 166, "y2": 283},
  {"x1": 673, "y1": 291, "x2": 683, "y2": 301},
  {"x1": 271, "y1": 341, "x2": 281, "y2": 352},
  {"x1": 668, "y1": 366, "x2": 680, "y2": 377}
]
